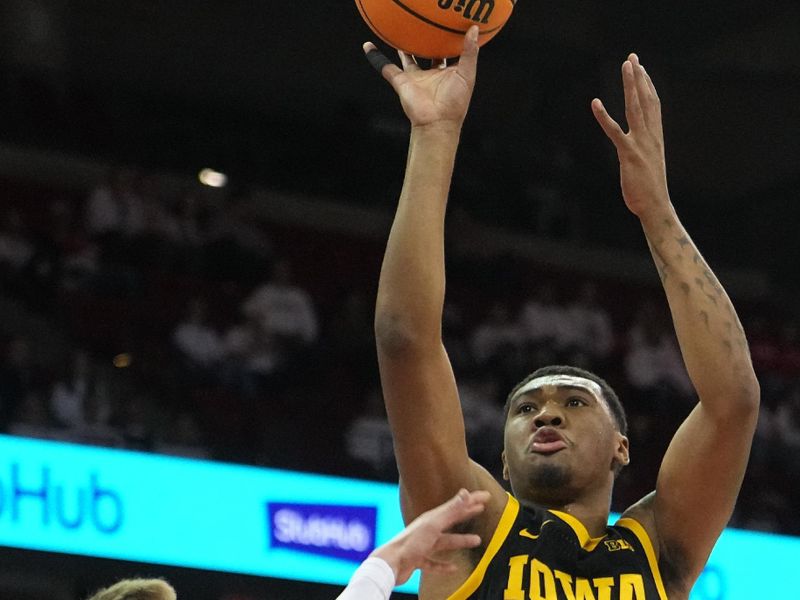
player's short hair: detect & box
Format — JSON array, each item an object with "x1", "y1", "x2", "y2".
[
  {"x1": 85, "y1": 579, "x2": 176, "y2": 600},
  {"x1": 504, "y1": 365, "x2": 627, "y2": 436}
]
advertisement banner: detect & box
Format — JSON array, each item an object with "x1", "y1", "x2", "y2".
[{"x1": 0, "y1": 434, "x2": 796, "y2": 598}]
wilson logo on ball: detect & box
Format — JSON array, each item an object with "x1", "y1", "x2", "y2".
[
  {"x1": 355, "y1": 0, "x2": 516, "y2": 59},
  {"x1": 437, "y1": 0, "x2": 495, "y2": 24}
]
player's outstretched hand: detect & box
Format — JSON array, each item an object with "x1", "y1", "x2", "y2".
[
  {"x1": 363, "y1": 26, "x2": 479, "y2": 131},
  {"x1": 371, "y1": 488, "x2": 488, "y2": 585},
  {"x1": 592, "y1": 53, "x2": 670, "y2": 220}
]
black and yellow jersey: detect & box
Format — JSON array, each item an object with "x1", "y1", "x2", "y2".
[{"x1": 447, "y1": 494, "x2": 668, "y2": 600}]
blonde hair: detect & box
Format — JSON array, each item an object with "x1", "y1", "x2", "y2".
[{"x1": 86, "y1": 579, "x2": 177, "y2": 600}]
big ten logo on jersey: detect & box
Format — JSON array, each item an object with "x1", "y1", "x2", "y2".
[
  {"x1": 604, "y1": 539, "x2": 634, "y2": 553},
  {"x1": 437, "y1": 0, "x2": 495, "y2": 24},
  {"x1": 503, "y1": 555, "x2": 647, "y2": 600}
]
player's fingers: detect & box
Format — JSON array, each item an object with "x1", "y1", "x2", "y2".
[
  {"x1": 641, "y1": 66, "x2": 663, "y2": 136},
  {"x1": 435, "y1": 489, "x2": 488, "y2": 529},
  {"x1": 456, "y1": 26, "x2": 480, "y2": 84},
  {"x1": 464, "y1": 490, "x2": 492, "y2": 505},
  {"x1": 398, "y1": 50, "x2": 421, "y2": 72},
  {"x1": 363, "y1": 43, "x2": 404, "y2": 84},
  {"x1": 432, "y1": 533, "x2": 482, "y2": 552},
  {"x1": 622, "y1": 60, "x2": 644, "y2": 133},
  {"x1": 430, "y1": 57, "x2": 448, "y2": 69},
  {"x1": 642, "y1": 66, "x2": 660, "y2": 103},
  {"x1": 630, "y1": 54, "x2": 658, "y2": 130},
  {"x1": 591, "y1": 99, "x2": 627, "y2": 147}
]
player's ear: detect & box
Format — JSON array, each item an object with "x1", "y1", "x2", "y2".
[
  {"x1": 501, "y1": 450, "x2": 509, "y2": 481},
  {"x1": 613, "y1": 434, "x2": 630, "y2": 469}
]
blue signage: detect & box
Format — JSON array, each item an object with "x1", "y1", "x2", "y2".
[
  {"x1": 267, "y1": 502, "x2": 377, "y2": 562},
  {"x1": 0, "y1": 463, "x2": 123, "y2": 534},
  {"x1": 0, "y1": 434, "x2": 797, "y2": 598}
]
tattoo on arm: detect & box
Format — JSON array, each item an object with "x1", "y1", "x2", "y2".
[{"x1": 694, "y1": 278, "x2": 719, "y2": 306}]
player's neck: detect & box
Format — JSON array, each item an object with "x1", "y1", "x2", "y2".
[
  {"x1": 523, "y1": 488, "x2": 613, "y2": 537},
  {"x1": 549, "y1": 502, "x2": 611, "y2": 538}
]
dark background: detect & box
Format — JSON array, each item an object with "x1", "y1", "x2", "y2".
[
  {"x1": 0, "y1": 1, "x2": 798, "y2": 599},
  {"x1": 1, "y1": 0, "x2": 798, "y2": 292}
]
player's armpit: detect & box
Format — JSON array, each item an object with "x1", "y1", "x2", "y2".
[{"x1": 650, "y1": 401, "x2": 757, "y2": 586}]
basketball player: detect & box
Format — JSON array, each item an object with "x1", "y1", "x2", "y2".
[
  {"x1": 363, "y1": 26, "x2": 760, "y2": 599},
  {"x1": 85, "y1": 578, "x2": 176, "y2": 600}
]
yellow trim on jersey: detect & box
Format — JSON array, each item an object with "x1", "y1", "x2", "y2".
[
  {"x1": 616, "y1": 517, "x2": 669, "y2": 600},
  {"x1": 446, "y1": 493, "x2": 520, "y2": 600},
  {"x1": 548, "y1": 510, "x2": 607, "y2": 551}
]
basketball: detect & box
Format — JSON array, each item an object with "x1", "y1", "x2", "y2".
[{"x1": 356, "y1": 0, "x2": 516, "y2": 59}]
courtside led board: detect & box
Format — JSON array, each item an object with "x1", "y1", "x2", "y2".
[{"x1": 0, "y1": 434, "x2": 795, "y2": 598}]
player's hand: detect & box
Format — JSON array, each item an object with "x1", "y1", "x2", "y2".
[
  {"x1": 371, "y1": 488, "x2": 488, "y2": 585},
  {"x1": 592, "y1": 54, "x2": 670, "y2": 220},
  {"x1": 363, "y1": 26, "x2": 479, "y2": 131}
]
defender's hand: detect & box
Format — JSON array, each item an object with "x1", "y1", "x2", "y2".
[
  {"x1": 592, "y1": 53, "x2": 670, "y2": 220},
  {"x1": 371, "y1": 489, "x2": 487, "y2": 585},
  {"x1": 363, "y1": 26, "x2": 480, "y2": 131}
]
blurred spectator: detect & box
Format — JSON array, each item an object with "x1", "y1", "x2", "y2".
[
  {"x1": 242, "y1": 258, "x2": 318, "y2": 346},
  {"x1": 624, "y1": 302, "x2": 693, "y2": 417},
  {"x1": 625, "y1": 313, "x2": 692, "y2": 395},
  {"x1": 519, "y1": 281, "x2": 569, "y2": 350},
  {"x1": 84, "y1": 170, "x2": 126, "y2": 239},
  {"x1": 49, "y1": 348, "x2": 93, "y2": 429},
  {"x1": 470, "y1": 301, "x2": 524, "y2": 367},
  {"x1": 221, "y1": 316, "x2": 285, "y2": 400},
  {"x1": 345, "y1": 390, "x2": 395, "y2": 480},
  {"x1": 560, "y1": 281, "x2": 614, "y2": 362},
  {"x1": 172, "y1": 298, "x2": 224, "y2": 377}
]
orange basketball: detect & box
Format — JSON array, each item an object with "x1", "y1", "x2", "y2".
[{"x1": 356, "y1": 0, "x2": 516, "y2": 59}]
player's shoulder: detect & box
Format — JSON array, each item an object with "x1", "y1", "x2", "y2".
[{"x1": 619, "y1": 491, "x2": 657, "y2": 533}]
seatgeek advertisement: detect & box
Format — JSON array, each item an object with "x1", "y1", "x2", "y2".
[{"x1": 0, "y1": 434, "x2": 797, "y2": 598}]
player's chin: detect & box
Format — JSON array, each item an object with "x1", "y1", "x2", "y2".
[{"x1": 528, "y1": 463, "x2": 572, "y2": 492}]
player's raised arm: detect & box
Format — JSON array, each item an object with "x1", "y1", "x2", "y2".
[
  {"x1": 364, "y1": 27, "x2": 506, "y2": 524},
  {"x1": 593, "y1": 54, "x2": 760, "y2": 590}
]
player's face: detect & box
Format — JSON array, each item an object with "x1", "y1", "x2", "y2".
[{"x1": 502, "y1": 384, "x2": 629, "y2": 505}]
